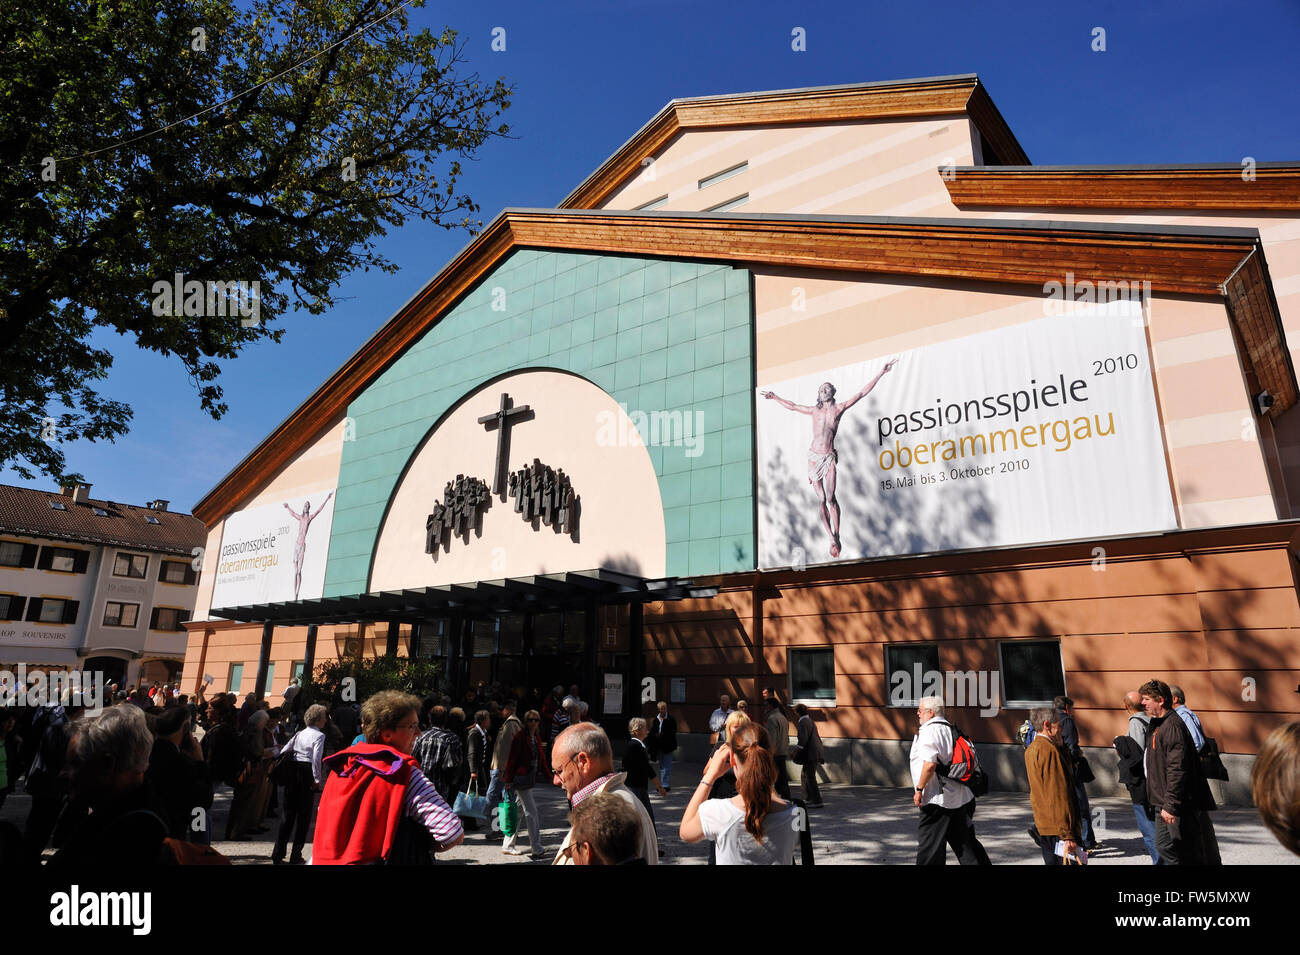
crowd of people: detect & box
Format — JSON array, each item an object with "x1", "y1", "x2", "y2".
[{"x1": 0, "y1": 674, "x2": 1296, "y2": 866}]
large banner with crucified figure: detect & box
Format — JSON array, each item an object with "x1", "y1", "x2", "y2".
[
  {"x1": 210, "y1": 490, "x2": 337, "y2": 609},
  {"x1": 756, "y1": 311, "x2": 1177, "y2": 568}
]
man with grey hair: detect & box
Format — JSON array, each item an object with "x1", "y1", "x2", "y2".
[
  {"x1": 551, "y1": 722, "x2": 658, "y2": 865},
  {"x1": 272, "y1": 702, "x2": 329, "y2": 865},
  {"x1": 50, "y1": 704, "x2": 168, "y2": 866},
  {"x1": 909, "y1": 696, "x2": 990, "y2": 865},
  {"x1": 1169, "y1": 685, "x2": 1206, "y2": 753},
  {"x1": 1025, "y1": 706, "x2": 1080, "y2": 864}
]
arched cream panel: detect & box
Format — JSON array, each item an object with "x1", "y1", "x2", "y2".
[{"x1": 370, "y1": 370, "x2": 666, "y2": 590}]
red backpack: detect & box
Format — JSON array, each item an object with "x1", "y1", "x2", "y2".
[{"x1": 932, "y1": 720, "x2": 989, "y2": 796}]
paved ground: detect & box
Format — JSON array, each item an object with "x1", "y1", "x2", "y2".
[{"x1": 6, "y1": 757, "x2": 1292, "y2": 865}]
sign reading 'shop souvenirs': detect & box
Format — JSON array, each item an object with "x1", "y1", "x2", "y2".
[
  {"x1": 757, "y1": 312, "x2": 1177, "y2": 567},
  {"x1": 211, "y1": 491, "x2": 337, "y2": 608}
]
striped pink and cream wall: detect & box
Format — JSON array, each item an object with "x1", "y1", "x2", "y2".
[
  {"x1": 595, "y1": 117, "x2": 1300, "y2": 528},
  {"x1": 599, "y1": 116, "x2": 981, "y2": 217},
  {"x1": 944, "y1": 208, "x2": 1300, "y2": 515}
]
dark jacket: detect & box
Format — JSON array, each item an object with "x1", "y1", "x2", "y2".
[
  {"x1": 47, "y1": 782, "x2": 168, "y2": 868},
  {"x1": 201, "y1": 722, "x2": 242, "y2": 787},
  {"x1": 1058, "y1": 713, "x2": 1083, "y2": 763},
  {"x1": 147, "y1": 737, "x2": 213, "y2": 840},
  {"x1": 467, "y1": 724, "x2": 489, "y2": 777},
  {"x1": 24, "y1": 719, "x2": 73, "y2": 800},
  {"x1": 646, "y1": 714, "x2": 677, "y2": 759},
  {"x1": 622, "y1": 738, "x2": 655, "y2": 789},
  {"x1": 503, "y1": 731, "x2": 543, "y2": 789},
  {"x1": 1113, "y1": 734, "x2": 1149, "y2": 807},
  {"x1": 1145, "y1": 712, "x2": 1215, "y2": 816}
]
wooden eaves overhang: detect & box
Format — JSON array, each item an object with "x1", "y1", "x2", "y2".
[
  {"x1": 191, "y1": 208, "x2": 1294, "y2": 525},
  {"x1": 560, "y1": 74, "x2": 1029, "y2": 210},
  {"x1": 943, "y1": 163, "x2": 1300, "y2": 211}
]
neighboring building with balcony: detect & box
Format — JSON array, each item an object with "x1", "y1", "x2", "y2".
[{"x1": 0, "y1": 483, "x2": 206, "y2": 687}]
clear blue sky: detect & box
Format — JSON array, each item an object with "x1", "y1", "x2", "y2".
[{"x1": 8, "y1": 0, "x2": 1299, "y2": 512}]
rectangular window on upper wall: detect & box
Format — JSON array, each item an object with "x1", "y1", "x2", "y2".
[
  {"x1": 159, "y1": 559, "x2": 195, "y2": 585},
  {"x1": 635, "y1": 195, "x2": 668, "y2": 210},
  {"x1": 113, "y1": 553, "x2": 149, "y2": 579},
  {"x1": 38, "y1": 546, "x2": 89, "y2": 573},
  {"x1": 102, "y1": 601, "x2": 140, "y2": 628},
  {"x1": 789, "y1": 648, "x2": 836, "y2": 706},
  {"x1": 703, "y1": 193, "x2": 748, "y2": 213},
  {"x1": 228, "y1": 662, "x2": 244, "y2": 694},
  {"x1": 0, "y1": 541, "x2": 38, "y2": 568},
  {"x1": 150, "y1": 607, "x2": 190, "y2": 631},
  {"x1": 698, "y1": 161, "x2": 748, "y2": 190},
  {"x1": 999, "y1": 640, "x2": 1066, "y2": 708},
  {"x1": 885, "y1": 644, "x2": 942, "y2": 707},
  {"x1": 0, "y1": 594, "x2": 26, "y2": 621},
  {"x1": 27, "y1": 598, "x2": 77, "y2": 624},
  {"x1": 291, "y1": 661, "x2": 306, "y2": 684}
]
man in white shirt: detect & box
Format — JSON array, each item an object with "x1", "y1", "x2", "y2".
[
  {"x1": 909, "y1": 696, "x2": 991, "y2": 865},
  {"x1": 272, "y1": 703, "x2": 328, "y2": 865},
  {"x1": 709, "y1": 694, "x2": 733, "y2": 747}
]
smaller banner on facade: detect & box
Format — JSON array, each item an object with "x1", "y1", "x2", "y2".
[
  {"x1": 210, "y1": 490, "x2": 336, "y2": 609},
  {"x1": 757, "y1": 310, "x2": 1177, "y2": 568}
]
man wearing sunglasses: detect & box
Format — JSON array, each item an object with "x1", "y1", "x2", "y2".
[{"x1": 551, "y1": 722, "x2": 658, "y2": 865}]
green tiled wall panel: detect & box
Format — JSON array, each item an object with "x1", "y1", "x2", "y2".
[{"x1": 322, "y1": 249, "x2": 754, "y2": 595}]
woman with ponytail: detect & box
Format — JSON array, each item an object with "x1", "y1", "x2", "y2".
[{"x1": 680, "y1": 721, "x2": 797, "y2": 864}]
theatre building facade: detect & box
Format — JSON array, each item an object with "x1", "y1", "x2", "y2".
[{"x1": 184, "y1": 75, "x2": 1300, "y2": 802}]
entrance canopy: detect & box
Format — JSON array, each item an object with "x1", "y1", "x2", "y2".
[{"x1": 207, "y1": 568, "x2": 715, "y2": 626}]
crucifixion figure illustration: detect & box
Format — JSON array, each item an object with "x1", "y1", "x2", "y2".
[
  {"x1": 478, "y1": 392, "x2": 534, "y2": 498},
  {"x1": 283, "y1": 491, "x2": 333, "y2": 600},
  {"x1": 762, "y1": 358, "x2": 897, "y2": 558}
]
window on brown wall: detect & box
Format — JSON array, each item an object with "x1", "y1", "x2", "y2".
[
  {"x1": 999, "y1": 640, "x2": 1066, "y2": 707},
  {"x1": 789, "y1": 648, "x2": 836, "y2": 706},
  {"x1": 885, "y1": 644, "x2": 942, "y2": 707}
]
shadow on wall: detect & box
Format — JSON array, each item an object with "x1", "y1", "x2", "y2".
[
  {"x1": 644, "y1": 438, "x2": 1299, "y2": 797},
  {"x1": 759, "y1": 403, "x2": 996, "y2": 567}
]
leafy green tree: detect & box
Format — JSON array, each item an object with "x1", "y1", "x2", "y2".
[
  {"x1": 308, "y1": 653, "x2": 443, "y2": 708},
  {"x1": 0, "y1": 0, "x2": 511, "y2": 480}
]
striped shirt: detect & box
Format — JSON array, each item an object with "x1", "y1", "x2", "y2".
[
  {"x1": 572, "y1": 772, "x2": 618, "y2": 807},
  {"x1": 402, "y1": 765, "x2": 464, "y2": 845}
]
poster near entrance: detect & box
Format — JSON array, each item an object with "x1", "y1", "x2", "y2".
[
  {"x1": 211, "y1": 490, "x2": 337, "y2": 609},
  {"x1": 757, "y1": 310, "x2": 1177, "y2": 568}
]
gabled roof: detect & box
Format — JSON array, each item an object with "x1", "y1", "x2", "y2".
[
  {"x1": 192, "y1": 206, "x2": 1292, "y2": 525},
  {"x1": 945, "y1": 162, "x2": 1300, "y2": 210},
  {"x1": 0, "y1": 485, "x2": 206, "y2": 556},
  {"x1": 560, "y1": 74, "x2": 1030, "y2": 209}
]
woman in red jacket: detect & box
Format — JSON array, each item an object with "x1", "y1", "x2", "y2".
[
  {"x1": 502, "y1": 709, "x2": 546, "y2": 859},
  {"x1": 313, "y1": 690, "x2": 464, "y2": 864}
]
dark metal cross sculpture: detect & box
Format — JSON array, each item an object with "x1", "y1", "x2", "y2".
[{"x1": 477, "y1": 392, "x2": 532, "y2": 498}]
